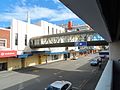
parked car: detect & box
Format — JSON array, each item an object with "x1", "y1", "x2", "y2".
[
  {"x1": 45, "y1": 80, "x2": 72, "y2": 90},
  {"x1": 90, "y1": 59, "x2": 99, "y2": 66}
]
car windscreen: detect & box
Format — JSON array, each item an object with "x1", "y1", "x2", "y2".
[{"x1": 46, "y1": 86, "x2": 60, "y2": 90}]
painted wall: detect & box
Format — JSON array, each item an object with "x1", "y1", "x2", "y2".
[
  {"x1": 0, "y1": 58, "x2": 8, "y2": 63},
  {"x1": 36, "y1": 20, "x2": 65, "y2": 35},
  {"x1": 11, "y1": 19, "x2": 44, "y2": 54},
  {"x1": 0, "y1": 29, "x2": 10, "y2": 49},
  {"x1": 25, "y1": 55, "x2": 39, "y2": 67},
  {"x1": 109, "y1": 41, "x2": 120, "y2": 60},
  {"x1": 7, "y1": 58, "x2": 21, "y2": 71}
]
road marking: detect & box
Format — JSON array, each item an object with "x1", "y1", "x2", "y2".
[
  {"x1": 92, "y1": 69, "x2": 97, "y2": 72},
  {"x1": 79, "y1": 80, "x2": 88, "y2": 89},
  {"x1": 72, "y1": 86, "x2": 79, "y2": 90},
  {"x1": 53, "y1": 71, "x2": 64, "y2": 75},
  {"x1": 35, "y1": 78, "x2": 41, "y2": 82},
  {"x1": 58, "y1": 76, "x2": 63, "y2": 78},
  {"x1": 18, "y1": 83, "x2": 24, "y2": 90}
]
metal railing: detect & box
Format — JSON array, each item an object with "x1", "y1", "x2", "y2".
[{"x1": 95, "y1": 60, "x2": 113, "y2": 90}]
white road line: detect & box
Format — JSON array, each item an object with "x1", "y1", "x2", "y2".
[
  {"x1": 53, "y1": 71, "x2": 64, "y2": 75},
  {"x1": 35, "y1": 78, "x2": 41, "y2": 82},
  {"x1": 72, "y1": 86, "x2": 79, "y2": 90},
  {"x1": 18, "y1": 83, "x2": 24, "y2": 90},
  {"x1": 79, "y1": 80, "x2": 86, "y2": 88},
  {"x1": 79, "y1": 80, "x2": 89, "y2": 89},
  {"x1": 92, "y1": 69, "x2": 97, "y2": 72},
  {"x1": 58, "y1": 76, "x2": 63, "y2": 78}
]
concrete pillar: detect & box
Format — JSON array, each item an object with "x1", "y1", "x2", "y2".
[{"x1": 109, "y1": 41, "x2": 120, "y2": 60}]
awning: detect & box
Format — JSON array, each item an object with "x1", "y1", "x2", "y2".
[
  {"x1": 31, "y1": 51, "x2": 50, "y2": 54},
  {"x1": 46, "y1": 51, "x2": 68, "y2": 55},
  {"x1": 17, "y1": 54, "x2": 33, "y2": 58},
  {"x1": 31, "y1": 51, "x2": 68, "y2": 55}
]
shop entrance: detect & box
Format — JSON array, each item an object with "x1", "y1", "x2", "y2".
[
  {"x1": 38, "y1": 56, "x2": 42, "y2": 64},
  {"x1": 0, "y1": 62, "x2": 7, "y2": 71},
  {"x1": 21, "y1": 58, "x2": 25, "y2": 68}
]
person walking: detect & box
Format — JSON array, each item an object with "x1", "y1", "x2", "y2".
[{"x1": 98, "y1": 62, "x2": 102, "y2": 70}]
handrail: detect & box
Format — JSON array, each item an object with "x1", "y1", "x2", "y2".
[{"x1": 95, "y1": 60, "x2": 113, "y2": 90}]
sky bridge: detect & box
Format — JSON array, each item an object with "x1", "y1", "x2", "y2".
[{"x1": 29, "y1": 30, "x2": 108, "y2": 48}]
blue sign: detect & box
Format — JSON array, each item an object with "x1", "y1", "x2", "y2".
[{"x1": 74, "y1": 42, "x2": 87, "y2": 46}]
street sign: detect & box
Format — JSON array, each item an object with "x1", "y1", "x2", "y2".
[{"x1": 74, "y1": 42, "x2": 87, "y2": 46}]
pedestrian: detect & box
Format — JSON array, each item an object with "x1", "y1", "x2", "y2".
[
  {"x1": 64, "y1": 54, "x2": 67, "y2": 60},
  {"x1": 98, "y1": 62, "x2": 102, "y2": 70},
  {"x1": 46, "y1": 59, "x2": 47, "y2": 64}
]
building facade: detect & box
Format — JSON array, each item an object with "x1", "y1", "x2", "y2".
[{"x1": 0, "y1": 19, "x2": 66, "y2": 71}]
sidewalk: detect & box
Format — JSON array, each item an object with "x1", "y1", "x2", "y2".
[
  {"x1": 77, "y1": 53, "x2": 99, "y2": 60},
  {"x1": 0, "y1": 53, "x2": 99, "y2": 75}
]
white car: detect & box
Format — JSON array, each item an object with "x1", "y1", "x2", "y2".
[
  {"x1": 45, "y1": 80, "x2": 72, "y2": 90},
  {"x1": 90, "y1": 59, "x2": 99, "y2": 66}
]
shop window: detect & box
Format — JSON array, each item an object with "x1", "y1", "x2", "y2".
[
  {"x1": 52, "y1": 55, "x2": 58, "y2": 60},
  {"x1": 15, "y1": 33, "x2": 18, "y2": 45}
]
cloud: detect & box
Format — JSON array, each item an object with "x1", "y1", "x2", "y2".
[
  {"x1": 45, "y1": 0, "x2": 60, "y2": 4},
  {"x1": 0, "y1": 5, "x2": 79, "y2": 22},
  {"x1": 52, "y1": 0, "x2": 60, "y2": 3},
  {"x1": 21, "y1": 0, "x2": 26, "y2": 6}
]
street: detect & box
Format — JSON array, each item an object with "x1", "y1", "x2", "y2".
[{"x1": 0, "y1": 53, "x2": 107, "y2": 90}]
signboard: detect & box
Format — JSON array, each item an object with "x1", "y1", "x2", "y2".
[
  {"x1": 74, "y1": 42, "x2": 87, "y2": 46},
  {"x1": 0, "y1": 50, "x2": 17, "y2": 58}
]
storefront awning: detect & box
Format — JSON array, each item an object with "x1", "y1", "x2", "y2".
[
  {"x1": 31, "y1": 51, "x2": 68, "y2": 55},
  {"x1": 31, "y1": 51, "x2": 50, "y2": 54},
  {"x1": 46, "y1": 51, "x2": 68, "y2": 55},
  {"x1": 17, "y1": 54, "x2": 33, "y2": 58}
]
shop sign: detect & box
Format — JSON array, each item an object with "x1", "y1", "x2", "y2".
[{"x1": 0, "y1": 50, "x2": 17, "y2": 58}]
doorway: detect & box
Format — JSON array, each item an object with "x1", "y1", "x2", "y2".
[
  {"x1": 0, "y1": 62, "x2": 7, "y2": 71},
  {"x1": 21, "y1": 58, "x2": 25, "y2": 68}
]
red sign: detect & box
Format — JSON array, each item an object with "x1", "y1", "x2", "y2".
[{"x1": 0, "y1": 50, "x2": 17, "y2": 58}]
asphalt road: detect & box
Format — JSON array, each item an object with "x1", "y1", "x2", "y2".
[{"x1": 0, "y1": 53, "x2": 107, "y2": 90}]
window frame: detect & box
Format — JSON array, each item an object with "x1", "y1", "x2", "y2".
[{"x1": 0, "y1": 39, "x2": 7, "y2": 48}]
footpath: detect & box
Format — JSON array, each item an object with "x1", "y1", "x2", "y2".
[{"x1": 0, "y1": 53, "x2": 99, "y2": 75}]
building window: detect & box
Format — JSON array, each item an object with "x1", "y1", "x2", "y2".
[
  {"x1": 0, "y1": 39, "x2": 6, "y2": 47},
  {"x1": 52, "y1": 55, "x2": 58, "y2": 60},
  {"x1": 15, "y1": 33, "x2": 18, "y2": 45},
  {"x1": 25, "y1": 34, "x2": 27, "y2": 46},
  {"x1": 48, "y1": 26, "x2": 49, "y2": 35},
  {"x1": 56, "y1": 29, "x2": 57, "y2": 34},
  {"x1": 52, "y1": 28, "x2": 54, "y2": 34}
]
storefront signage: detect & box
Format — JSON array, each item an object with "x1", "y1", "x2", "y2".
[{"x1": 0, "y1": 50, "x2": 17, "y2": 58}]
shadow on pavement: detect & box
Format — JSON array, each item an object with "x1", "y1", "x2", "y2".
[{"x1": 2, "y1": 60, "x2": 108, "y2": 90}]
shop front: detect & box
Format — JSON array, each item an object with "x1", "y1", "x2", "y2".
[{"x1": 0, "y1": 50, "x2": 17, "y2": 71}]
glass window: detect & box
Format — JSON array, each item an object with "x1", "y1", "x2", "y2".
[
  {"x1": 25, "y1": 34, "x2": 27, "y2": 46},
  {"x1": 61, "y1": 84, "x2": 69, "y2": 90},
  {"x1": 52, "y1": 28, "x2": 54, "y2": 34},
  {"x1": 52, "y1": 55, "x2": 58, "y2": 60},
  {"x1": 46, "y1": 86, "x2": 60, "y2": 90},
  {"x1": 15, "y1": 33, "x2": 18, "y2": 45},
  {"x1": 0, "y1": 39, "x2": 6, "y2": 47},
  {"x1": 48, "y1": 26, "x2": 50, "y2": 35}
]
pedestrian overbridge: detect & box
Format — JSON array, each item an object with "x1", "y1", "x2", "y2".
[{"x1": 29, "y1": 30, "x2": 108, "y2": 48}]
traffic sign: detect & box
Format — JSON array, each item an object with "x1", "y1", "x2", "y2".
[{"x1": 74, "y1": 42, "x2": 87, "y2": 46}]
